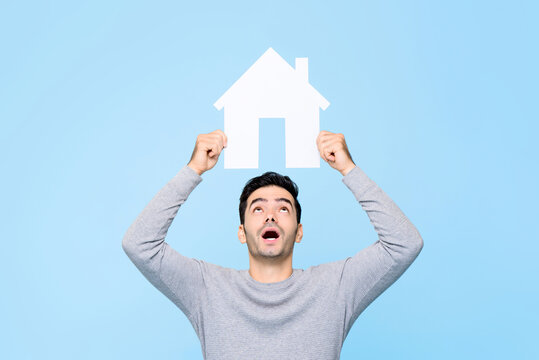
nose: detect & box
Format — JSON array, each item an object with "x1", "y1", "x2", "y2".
[{"x1": 265, "y1": 214, "x2": 276, "y2": 223}]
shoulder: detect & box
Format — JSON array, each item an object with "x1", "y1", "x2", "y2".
[
  {"x1": 303, "y1": 258, "x2": 349, "y2": 283},
  {"x1": 196, "y1": 260, "x2": 243, "y2": 282}
]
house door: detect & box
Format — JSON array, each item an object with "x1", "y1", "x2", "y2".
[{"x1": 259, "y1": 117, "x2": 286, "y2": 170}]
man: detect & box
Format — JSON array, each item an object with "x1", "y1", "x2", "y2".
[{"x1": 122, "y1": 130, "x2": 423, "y2": 359}]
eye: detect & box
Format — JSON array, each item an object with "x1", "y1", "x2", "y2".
[
  {"x1": 280, "y1": 207, "x2": 289, "y2": 212},
  {"x1": 253, "y1": 207, "x2": 262, "y2": 213}
]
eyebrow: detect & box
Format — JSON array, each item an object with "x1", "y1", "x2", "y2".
[{"x1": 249, "y1": 197, "x2": 293, "y2": 209}]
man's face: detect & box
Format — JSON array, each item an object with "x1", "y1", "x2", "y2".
[{"x1": 238, "y1": 185, "x2": 303, "y2": 261}]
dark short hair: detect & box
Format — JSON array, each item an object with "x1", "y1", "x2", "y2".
[{"x1": 239, "y1": 172, "x2": 301, "y2": 225}]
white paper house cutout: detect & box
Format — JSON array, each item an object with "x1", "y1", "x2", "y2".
[{"x1": 214, "y1": 47, "x2": 330, "y2": 169}]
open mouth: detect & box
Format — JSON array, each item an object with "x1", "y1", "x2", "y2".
[{"x1": 261, "y1": 227, "x2": 280, "y2": 241}]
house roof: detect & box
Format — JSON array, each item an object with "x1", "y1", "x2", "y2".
[{"x1": 214, "y1": 47, "x2": 330, "y2": 111}]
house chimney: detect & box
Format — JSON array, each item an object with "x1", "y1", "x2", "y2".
[{"x1": 295, "y1": 57, "x2": 308, "y2": 82}]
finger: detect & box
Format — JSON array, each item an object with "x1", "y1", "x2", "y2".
[
  {"x1": 325, "y1": 149, "x2": 336, "y2": 162},
  {"x1": 318, "y1": 136, "x2": 342, "y2": 152},
  {"x1": 320, "y1": 131, "x2": 344, "y2": 140},
  {"x1": 317, "y1": 135, "x2": 331, "y2": 161},
  {"x1": 318, "y1": 130, "x2": 332, "y2": 138},
  {"x1": 319, "y1": 139, "x2": 338, "y2": 161},
  {"x1": 318, "y1": 142, "x2": 328, "y2": 162},
  {"x1": 214, "y1": 129, "x2": 228, "y2": 148},
  {"x1": 207, "y1": 143, "x2": 219, "y2": 158},
  {"x1": 198, "y1": 138, "x2": 218, "y2": 156},
  {"x1": 204, "y1": 134, "x2": 223, "y2": 154},
  {"x1": 317, "y1": 131, "x2": 333, "y2": 145},
  {"x1": 210, "y1": 131, "x2": 227, "y2": 151},
  {"x1": 319, "y1": 152, "x2": 328, "y2": 163},
  {"x1": 319, "y1": 139, "x2": 337, "y2": 155},
  {"x1": 319, "y1": 137, "x2": 346, "y2": 155},
  {"x1": 322, "y1": 144, "x2": 344, "y2": 164},
  {"x1": 209, "y1": 130, "x2": 224, "y2": 147}
]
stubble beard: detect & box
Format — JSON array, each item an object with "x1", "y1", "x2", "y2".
[{"x1": 244, "y1": 224, "x2": 298, "y2": 261}]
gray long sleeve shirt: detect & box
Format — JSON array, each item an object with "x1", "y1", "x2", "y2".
[{"x1": 122, "y1": 165, "x2": 423, "y2": 360}]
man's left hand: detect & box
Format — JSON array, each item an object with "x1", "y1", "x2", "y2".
[{"x1": 316, "y1": 131, "x2": 356, "y2": 176}]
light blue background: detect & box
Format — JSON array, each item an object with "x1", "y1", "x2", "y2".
[{"x1": 1, "y1": 1, "x2": 537, "y2": 359}]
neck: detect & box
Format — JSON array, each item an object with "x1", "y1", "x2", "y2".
[{"x1": 248, "y1": 257, "x2": 293, "y2": 283}]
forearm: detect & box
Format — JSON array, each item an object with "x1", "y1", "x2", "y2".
[
  {"x1": 342, "y1": 166, "x2": 423, "y2": 267},
  {"x1": 122, "y1": 166, "x2": 202, "y2": 272}
]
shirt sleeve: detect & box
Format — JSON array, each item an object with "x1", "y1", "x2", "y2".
[
  {"x1": 338, "y1": 166, "x2": 424, "y2": 337},
  {"x1": 122, "y1": 165, "x2": 206, "y2": 330}
]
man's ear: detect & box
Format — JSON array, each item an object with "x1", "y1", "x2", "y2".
[
  {"x1": 238, "y1": 224, "x2": 246, "y2": 244},
  {"x1": 295, "y1": 223, "x2": 303, "y2": 243}
]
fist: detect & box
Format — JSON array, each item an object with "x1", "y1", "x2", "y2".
[
  {"x1": 187, "y1": 130, "x2": 228, "y2": 175},
  {"x1": 316, "y1": 131, "x2": 356, "y2": 176}
]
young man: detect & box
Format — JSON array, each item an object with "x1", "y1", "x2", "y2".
[{"x1": 122, "y1": 130, "x2": 423, "y2": 359}]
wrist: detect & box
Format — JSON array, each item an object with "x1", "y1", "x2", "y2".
[
  {"x1": 187, "y1": 163, "x2": 204, "y2": 176},
  {"x1": 340, "y1": 163, "x2": 356, "y2": 176}
]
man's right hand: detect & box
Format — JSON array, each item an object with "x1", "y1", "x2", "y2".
[{"x1": 187, "y1": 130, "x2": 228, "y2": 176}]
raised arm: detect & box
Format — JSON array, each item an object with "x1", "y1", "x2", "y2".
[
  {"x1": 317, "y1": 131, "x2": 424, "y2": 335},
  {"x1": 122, "y1": 130, "x2": 227, "y2": 326}
]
